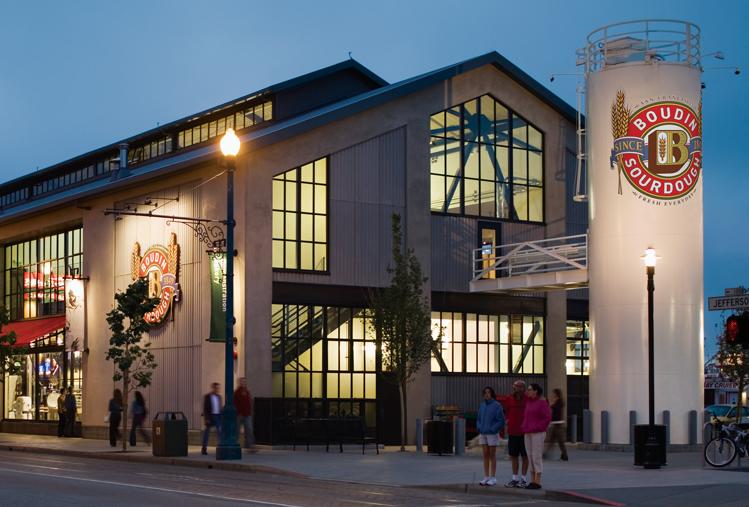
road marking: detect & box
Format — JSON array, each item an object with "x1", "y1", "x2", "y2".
[
  {"x1": 348, "y1": 501, "x2": 395, "y2": 506},
  {"x1": 23, "y1": 464, "x2": 65, "y2": 471},
  {"x1": 0, "y1": 466, "x2": 306, "y2": 507}
]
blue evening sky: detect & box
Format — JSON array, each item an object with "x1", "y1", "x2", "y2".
[{"x1": 0, "y1": 1, "x2": 746, "y2": 358}]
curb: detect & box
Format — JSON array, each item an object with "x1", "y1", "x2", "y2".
[
  {"x1": 0, "y1": 444, "x2": 307, "y2": 479},
  {"x1": 417, "y1": 483, "x2": 622, "y2": 506}
]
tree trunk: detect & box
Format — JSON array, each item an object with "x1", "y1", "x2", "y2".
[
  {"x1": 737, "y1": 379, "x2": 745, "y2": 424},
  {"x1": 122, "y1": 374, "x2": 129, "y2": 452},
  {"x1": 399, "y1": 381, "x2": 408, "y2": 452}
]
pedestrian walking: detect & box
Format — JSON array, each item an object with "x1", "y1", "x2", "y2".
[
  {"x1": 201, "y1": 382, "x2": 222, "y2": 455},
  {"x1": 544, "y1": 388, "x2": 568, "y2": 461},
  {"x1": 108, "y1": 389, "x2": 123, "y2": 447},
  {"x1": 64, "y1": 387, "x2": 77, "y2": 437},
  {"x1": 56, "y1": 388, "x2": 66, "y2": 437},
  {"x1": 521, "y1": 383, "x2": 551, "y2": 490},
  {"x1": 498, "y1": 380, "x2": 529, "y2": 488},
  {"x1": 477, "y1": 386, "x2": 505, "y2": 486},
  {"x1": 129, "y1": 391, "x2": 151, "y2": 446},
  {"x1": 234, "y1": 377, "x2": 255, "y2": 450}
]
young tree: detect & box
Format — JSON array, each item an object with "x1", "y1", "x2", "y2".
[
  {"x1": 370, "y1": 213, "x2": 439, "y2": 451},
  {"x1": 105, "y1": 278, "x2": 159, "y2": 451},
  {"x1": 0, "y1": 306, "x2": 26, "y2": 377},
  {"x1": 715, "y1": 312, "x2": 749, "y2": 424}
]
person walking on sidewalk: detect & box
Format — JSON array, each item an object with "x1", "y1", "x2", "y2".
[
  {"x1": 201, "y1": 382, "x2": 222, "y2": 455},
  {"x1": 498, "y1": 380, "x2": 529, "y2": 488},
  {"x1": 521, "y1": 383, "x2": 552, "y2": 490},
  {"x1": 108, "y1": 389, "x2": 123, "y2": 447},
  {"x1": 129, "y1": 391, "x2": 151, "y2": 446},
  {"x1": 64, "y1": 387, "x2": 77, "y2": 437},
  {"x1": 544, "y1": 388, "x2": 568, "y2": 461},
  {"x1": 234, "y1": 377, "x2": 255, "y2": 450},
  {"x1": 477, "y1": 386, "x2": 505, "y2": 486},
  {"x1": 56, "y1": 388, "x2": 66, "y2": 437}
]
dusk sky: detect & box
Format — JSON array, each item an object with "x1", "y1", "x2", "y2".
[{"x1": 0, "y1": 1, "x2": 746, "y2": 358}]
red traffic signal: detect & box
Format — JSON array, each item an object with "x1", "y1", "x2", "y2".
[{"x1": 725, "y1": 312, "x2": 749, "y2": 349}]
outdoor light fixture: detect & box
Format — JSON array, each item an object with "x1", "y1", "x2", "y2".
[
  {"x1": 220, "y1": 128, "x2": 240, "y2": 157},
  {"x1": 635, "y1": 246, "x2": 667, "y2": 469},
  {"x1": 215, "y1": 128, "x2": 242, "y2": 461}
]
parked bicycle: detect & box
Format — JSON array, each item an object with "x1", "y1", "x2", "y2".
[{"x1": 704, "y1": 416, "x2": 749, "y2": 467}]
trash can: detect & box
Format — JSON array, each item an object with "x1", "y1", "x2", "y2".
[
  {"x1": 634, "y1": 424, "x2": 667, "y2": 468},
  {"x1": 425, "y1": 420, "x2": 453, "y2": 455},
  {"x1": 152, "y1": 412, "x2": 188, "y2": 457}
]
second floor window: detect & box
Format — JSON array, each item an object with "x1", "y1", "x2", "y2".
[
  {"x1": 430, "y1": 94, "x2": 544, "y2": 222},
  {"x1": 272, "y1": 158, "x2": 328, "y2": 272}
]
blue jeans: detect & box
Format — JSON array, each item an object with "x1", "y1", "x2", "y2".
[
  {"x1": 202, "y1": 414, "x2": 221, "y2": 449},
  {"x1": 239, "y1": 415, "x2": 255, "y2": 448}
]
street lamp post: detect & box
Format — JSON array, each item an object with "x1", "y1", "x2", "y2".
[
  {"x1": 637, "y1": 247, "x2": 666, "y2": 469},
  {"x1": 216, "y1": 128, "x2": 242, "y2": 461}
]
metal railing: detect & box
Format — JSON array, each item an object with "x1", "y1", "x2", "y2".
[
  {"x1": 472, "y1": 234, "x2": 588, "y2": 281},
  {"x1": 578, "y1": 19, "x2": 701, "y2": 73}
]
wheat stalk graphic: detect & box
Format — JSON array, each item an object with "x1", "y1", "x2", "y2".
[
  {"x1": 658, "y1": 135, "x2": 667, "y2": 163},
  {"x1": 131, "y1": 242, "x2": 141, "y2": 281},
  {"x1": 610, "y1": 90, "x2": 630, "y2": 194}
]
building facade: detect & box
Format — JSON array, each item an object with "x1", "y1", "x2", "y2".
[{"x1": 0, "y1": 53, "x2": 587, "y2": 443}]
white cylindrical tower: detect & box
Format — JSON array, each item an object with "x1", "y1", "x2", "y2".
[{"x1": 584, "y1": 20, "x2": 704, "y2": 445}]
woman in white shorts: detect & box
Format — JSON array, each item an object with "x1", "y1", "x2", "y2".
[{"x1": 477, "y1": 386, "x2": 505, "y2": 486}]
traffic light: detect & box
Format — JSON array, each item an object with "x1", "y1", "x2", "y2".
[{"x1": 725, "y1": 312, "x2": 749, "y2": 349}]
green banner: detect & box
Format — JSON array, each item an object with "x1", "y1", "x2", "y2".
[{"x1": 209, "y1": 253, "x2": 227, "y2": 342}]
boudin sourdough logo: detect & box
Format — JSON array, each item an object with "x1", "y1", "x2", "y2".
[
  {"x1": 610, "y1": 91, "x2": 702, "y2": 200},
  {"x1": 131, "y1": 233, "x2": 180, "y2": 325}
]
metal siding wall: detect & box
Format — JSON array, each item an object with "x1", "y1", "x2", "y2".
[
  {"x1": 430, "y1": 216, "x2": 475, "y2": 293},
  {"x1": 273, "y1": 127, "x2": 406, "y2": 289},
  {"x1": 431, "y1": 375, "x2": 546, "y2": 412},
  {"x1": 113, "y1": 183, "x2": 204, "y2": 429},
  {"x1": 565, "y1": 148, "x2": 588, "y2": 236}
]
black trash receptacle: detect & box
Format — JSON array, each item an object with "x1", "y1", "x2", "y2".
[
  {"x1": 634, "y1": 424, "x2": 667, "y2": 467},
  {"x1": 152, "y1": 412, "x2": 188, "y2": 457},
  {"x1": 425, "y1": 420, "x2": 453, "y2": 455}
]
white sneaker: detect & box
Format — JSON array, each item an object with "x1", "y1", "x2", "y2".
[
  {"x1": 479, "y1": 477, "x2": 490, "y2": 486},
  {"x1": 519, "y1": 479, "x2": 529, "y2": 488},
  {"x1": 487, "y1": 477, "x2": 497, "y2": 486}
]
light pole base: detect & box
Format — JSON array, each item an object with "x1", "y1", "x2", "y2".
[{"x1": 216, "y1": 403, "x2": 242, "y2": 461}]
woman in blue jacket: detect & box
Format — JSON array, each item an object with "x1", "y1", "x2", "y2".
[{"x1": 477, "y1": 386, "x2": 505, "y2": 486}]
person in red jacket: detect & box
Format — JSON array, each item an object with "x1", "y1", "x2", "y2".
[
  {"x1": 233, "y1": 377, "x2": 255, "y2": 450},
  {"x1": 498, "y1": 380, "x2": 529, "y2": 488},
  {"x1": 521, "y1": 383, "x2": 552, "y2": 490}
]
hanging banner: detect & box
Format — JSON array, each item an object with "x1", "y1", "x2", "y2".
[
  {"x1": 209, "y1": 252, "x2": 227, "y2": 342},
  {"x1": 64, "y1": 278, "x2": 85, "y2": 352}
]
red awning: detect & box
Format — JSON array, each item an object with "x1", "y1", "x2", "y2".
[{"x1": 3, "y1": 316, "x2": 66, "y2": 347}]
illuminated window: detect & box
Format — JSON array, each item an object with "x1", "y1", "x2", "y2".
[
  {"x1": 272, "y1": 158, "x2": 328, "y2": 271},
  {"x1": 431, "y1": 311, "x2": 544, "y2": 374},
  {"x1": 271, "y1": 304, "x2": 377, "y2": 427},
  {"x1": 177, "y1": 100, "x2": 273, "y2": 150},
  {"x1": 566, "y1": 320, "x2": 589, "y2": 376},
  {"x1": 430, "y1": 94, "x2": 544, "y2": 222},
  {"x1": 4, "y1": 228, "x2": 83, "y2": 321}
]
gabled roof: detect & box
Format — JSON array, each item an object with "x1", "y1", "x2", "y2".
[{"x1": 0, "y1": 52, "x2": 578, "y2": 223}]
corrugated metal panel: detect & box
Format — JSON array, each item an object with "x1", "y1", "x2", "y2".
[
  {"x1": 112, "y1": 182, "x2": 206, "y2": 429},
  {"x1": 431, "y1": 374, "x2": 546, "y2": 412},
  {"x1": 430, "y1": 215, "x2": 475, "y2": 293},
  {"x1": 565, "y1": 148, "x2": 588, "y2": 236},
  {"x1": 275, "y1": 127, "x2": 406, "y2": 288}
]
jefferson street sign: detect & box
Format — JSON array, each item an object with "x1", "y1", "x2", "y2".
[{"x1": 708, "y1": 295, "x2": 749, "y2": 311}]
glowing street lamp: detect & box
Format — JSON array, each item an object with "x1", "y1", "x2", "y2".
[{"x1": 215, "y1": 128, "x2": 242, "y2": 461}]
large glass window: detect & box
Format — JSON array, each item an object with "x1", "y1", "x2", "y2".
[
  {"x1": 4, "y1": 227, "x2": 83, "y2": 321},
  {"x1": 430, "y1": 94, "x2": 544, "y2": 222},
  {"x1": 566, "y1": 320, "x2": 589, "y2": 375},
  {"x1": 272, "y1": 304, "x2": 377, "y2": 426},
  {"x1": 272, "y1": 158, "x2": 328, "y2": 271},
  {"x1": 431, "y1": 311, "x2": 544, "y2": 374},
  {"x1": 177, "y1": 100, "x2": 273, "y2": 150}
]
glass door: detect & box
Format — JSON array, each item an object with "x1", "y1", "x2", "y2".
[{"x1": 478, "y1": 222, "x2": 501, "y2": 279}]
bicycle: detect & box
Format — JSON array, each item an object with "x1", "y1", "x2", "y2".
[{"x1": 704, "y1": 416, "x2": 749, "y2": 467}]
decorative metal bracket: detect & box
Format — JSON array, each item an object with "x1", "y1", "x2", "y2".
[{"x1": 166, "y1": 219, "x2": 226, "y2": 249}]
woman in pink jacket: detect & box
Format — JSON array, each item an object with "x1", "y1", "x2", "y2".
[{"x1": 520, "y1": 383, "x2": 551, "y2": 489}]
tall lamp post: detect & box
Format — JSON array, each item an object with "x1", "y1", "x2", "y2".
[
  {"x1": 636, "y1": 247, "x2": 666, "y2": 469},
  {"x1": 216, "y1": 128, "x2": 242, "y2": 460}
]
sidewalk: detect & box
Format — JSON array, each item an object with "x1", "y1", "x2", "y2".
[{"x1": 1, "y1": 433, "x2": 747, "y2": 504}]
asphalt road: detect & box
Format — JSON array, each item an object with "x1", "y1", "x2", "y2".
[{"x1": 0, "y1": 450, "x2": 586, "y2": 507}]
